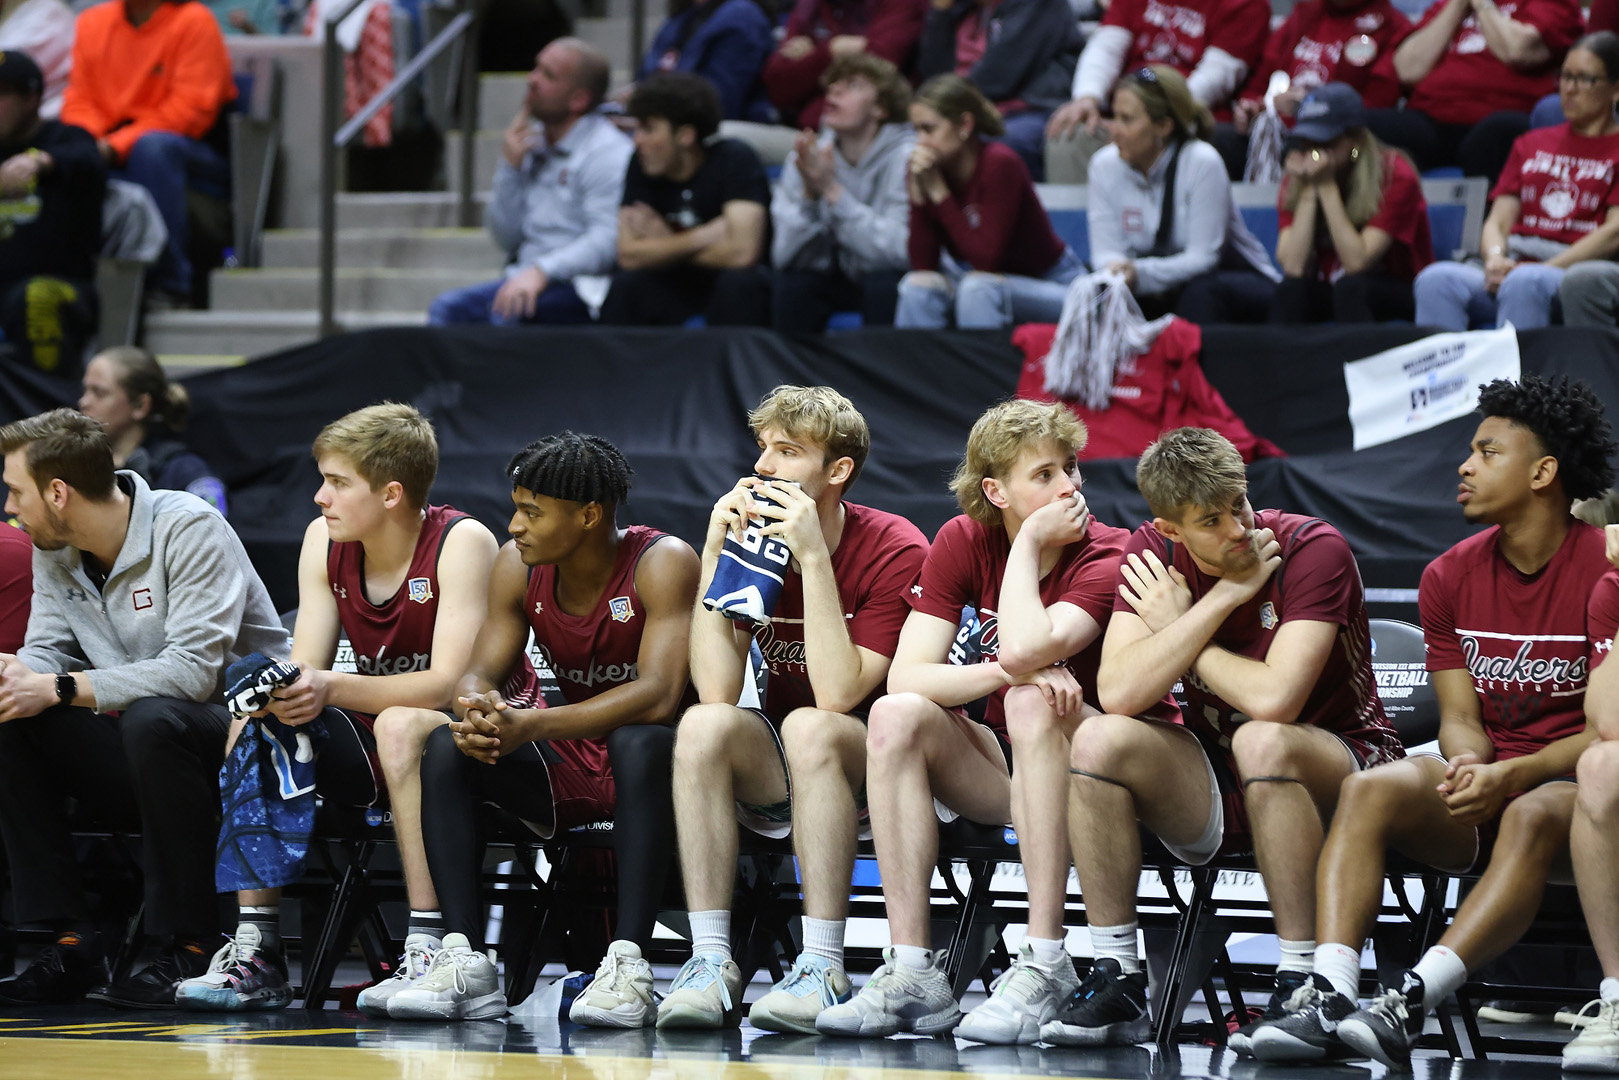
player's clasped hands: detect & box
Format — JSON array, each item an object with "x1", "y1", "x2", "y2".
[
  {"x1": 1437, "y1": 751, "x2": 1510, "y2": 826},
  {"x1": 453, "y1": 690, "x2": 513, "y2": 764},
  {"x1": 1118, "y1": 550, "x2": 1192, "y2": 632}
]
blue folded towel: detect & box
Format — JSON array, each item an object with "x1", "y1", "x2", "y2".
[
  {"x1": 216, "y1": 652, "x2": 328, "y2": 892},
  {"x1": 703, "y1": 521, "x2": 792, "y2": 626}
]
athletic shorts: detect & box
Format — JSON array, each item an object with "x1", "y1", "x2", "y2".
[
  {"x1": 1404, "y1": 749, "x2": 1576, "y2": 874},
  {"x1": 538, "y1": 739, "x2": 618, "y2": 835},
  {"x1": 933, "y1": 718, "x2": 1014, "y2": 825},
  {"x1": 1158, "y1": 726, "x2": 1394, "y2": 866},
  {"x1": 735, "y1": 708, "x2": 870, "y2": 840},
  {"x1": 314, "y1": 708, "x2": 385, "y2": 809}
]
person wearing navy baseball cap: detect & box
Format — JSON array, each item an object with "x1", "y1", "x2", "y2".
[
  {"x1": 1271, "y1": 82, "x2": 1435, "y2": 324},
  {"x1": 0, "y1": 48, "x2": 104, "y2": 372}
]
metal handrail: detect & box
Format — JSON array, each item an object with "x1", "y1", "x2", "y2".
[{"x1": 318, "y1": 0, "x2": 482, "y2": 338}]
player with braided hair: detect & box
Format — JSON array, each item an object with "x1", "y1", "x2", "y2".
[
  {"x1": 1252, "y1": 374, "x2": 1619, "y2": 1069},
  {"x1": 384, "y1": 430, "x2": 699, "y2": 1024}
]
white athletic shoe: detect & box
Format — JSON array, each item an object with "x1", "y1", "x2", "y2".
[
  {"x1": 386, "y1": 933, "x2": 507, "y2": 1021},
  {"x1": 357, "y1": 933, "x2": 439, "y2": 1018},
  {"x1": 957, "y1": 943, "x2": 1079, "y2": 1045},
  {"x1": 1565, "y1": 998, "x2": 1619, "y2": 1073},
  {"x1": 174, "y1": 923, "x2": 292, "y2": 1011},
  {"x1": 569, "y1": 940, "x2": 658, "y2": 1028},
  {"x1": 655, "y1": 953, "x2": 744, "y2": 1029},
  {"x1": 747, "y1": 953, "x2": 852, "y2": 1034},
  {"x1": 815, "y1": 948, "x2": 961, "y2": 1038}
]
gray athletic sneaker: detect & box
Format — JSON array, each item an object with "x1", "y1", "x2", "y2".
[
  {"x1": 958, "y1": 943, "x2": 1079, "y2": 1045},
  {"x1": 656, "y1": 953, "x2": 744, "y2": 1029},
  {"x1": 386, "y1": 933, "x2": 507, "y2": 1021},
  {"x1": 815, "y1": 948, "x2": 962, "y2": 1038},
  {"x1": 357, "y1": 934, "x2": 439, "y2": 1018},
  {"x1": 748, "y1": 953, "x2": 852, "y2": 1034},
  {"x1": 570, "y1": 940, "x2": 657, "y2": 1028}
]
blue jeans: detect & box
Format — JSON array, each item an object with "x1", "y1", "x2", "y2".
[
  {"x1": 115, "y1": 131, "x2": 229, "y2": 298},
  {"x1": 997, "y1": 108, "x2": 1052, "y2": 182},
  {"x1": 894, "y1": 248, "x2": 1085, "y2": 329},
  {"x1": 427, "y1": 277, "x2": 591, "y2": 325},
  {"x1": 1413, "y1": 260, "x2": 1563, "y2": 330}
]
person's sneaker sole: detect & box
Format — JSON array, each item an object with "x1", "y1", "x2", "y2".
[
  {"x1": 571, "y1": 998, "x2": 654, "y2": 1028},
  {"x1": 1335, "y1": 1017, "x2": 1409, "y2": 1070},
  {"x1": 747, "y1": 999, "x2": 822, "y2": 1036},
  {"x1": 1039, "y1": 1014, "x2": 1150, "y2": 1047},
  {"x1": 85, "y1": 987, "x2": 183, "y2": 1010},
  {"x1": 655, "y1": 1002, "x2": 735, "y2": 1029},
  {"x1": 175, "y1": 983, "x2": 293, "y2": 1011},
  {"x1": 1250, "y1": 1026, "x2": 1354, "y2": 1062},
  {"x1": 958, "y1": 1009, "x2": 1041, "y2": 1045},
  {"x1": 817, "y1": 1004, "x2": 960, "y2": 1038},
  {"x1": 1565, "y1": 1049, "x2": 1619, "y2": 1073},
  {"x1": 387, "y1": 991, "x2": 508, "y2": 1021}
]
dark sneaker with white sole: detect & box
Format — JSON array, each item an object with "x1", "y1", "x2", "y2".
[
  {"x1": 1227, "y1": 969, "x2": 1309, "y2": 1057},
  {"x1": 1039, "y1": 959, "x2": 1151, "y2": 1047},
  {"x1": 1336, "y1": 972, "x2": 1426, "y2": 1071},
  {"x1": 0, "y1": 939, "x2": 109, "y2": 1005},
  {"x1": 1249, "y1": 973, "x2": 1359, "y2": 1062},
  {"x1": 88, "y1": 941, "x2": 211, "y2": 1009}
]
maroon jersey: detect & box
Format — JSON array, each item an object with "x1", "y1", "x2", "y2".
[
  {"x1": 1113, "y1": 509, "x2": 1398, "y2": 758},
  {"x1": 1591, "y1": 570, "x2": 1619, "y2": 672},
  {"x1": 749, "y1": 502, "x2": 929, "y2": 718},
  {"x1": 909, "y1": 514, "x2": 1168, "y2": 732},
  {"x1": 0, "y1": 522, "x2": 31, "y2": 654},
  {"x1": 1420, "y1": 521, "x2": 1608, "y2": 761},
  {"x1": 525, "y1": 525, "x2": 674, "y2": 778}
]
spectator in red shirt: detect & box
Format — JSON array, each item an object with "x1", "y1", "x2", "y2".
[
  {"x1": 1416, "y1": 32, "x2": 1619, "y2": 329},
  {"x1": 894, "y1": 75, "x2": 1082, "y2": 328},
  {"x1": 1045, "y1": 0, "x2": 1271, "y2": 183},
  {"x1": 1213, "y1": 0, "x2": 1411, "y2": 179},
  {"x1": 762, "y1": 0, "x2": 930, "y2": 129},
  {"x1": 1272, "y1": 83, "x2": 1433, "y2": 322},
  {"x1": 1365, "y1": 0, "x2": 1583, "y2": 182}
]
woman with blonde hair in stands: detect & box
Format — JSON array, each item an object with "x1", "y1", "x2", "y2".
[
  {"x1": 894, "y1": 74, "x2": 1083, "y2": 330},
  {"x1": 1271, "y1": 83, "x2": 1434, "y2": 323},
  {"x1": 1086, "y1": 65, "x2": 1280, "y2": 324},
  {"x1": 77, "y1": 346, "x2": 228, "y2": 515}
]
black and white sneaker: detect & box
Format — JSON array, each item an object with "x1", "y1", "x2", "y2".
[
  {"x1": 1227, "y1": 970, "x2": 1309, "y2": 1057},
  {"x1": 1038, "y1": 958, "x2": 1150, "y2": 1047},
  {"x1": 1337, "y1": 972, "x2": 1426, "y2": 1071},
  {"x1": 1249, "y1": 974, "x2": 1359, "y2": 1062}
]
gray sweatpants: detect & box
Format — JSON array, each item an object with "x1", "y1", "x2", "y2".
[{"x1": 1558, "y1": 261, "x2": 1619, "y2": 328}]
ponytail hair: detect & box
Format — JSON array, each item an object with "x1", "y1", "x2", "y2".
[
  {"x1": 94, "y1": 346, "x2": 191, "y2": 434},
  {"x1": 912, "y1": 73, "x2": 1005, "y2": 138},
  {"x1": 1116, "y1": 65, "x2": 1213, "y2": 143}
]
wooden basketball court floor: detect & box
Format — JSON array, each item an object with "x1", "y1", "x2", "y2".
[{"x1": 0, "y1": 1003, "x2": 1581, "y2": 1080}]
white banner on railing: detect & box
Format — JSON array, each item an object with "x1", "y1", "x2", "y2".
[{"x1": 1344, "y1": 324, "x2": 1522, "y2": 451}]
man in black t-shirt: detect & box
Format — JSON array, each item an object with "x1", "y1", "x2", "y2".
[
  {"x1": 0, "y1": 51, "x2": 104, "y2": 374},
  {"x1": 600, "y1": 72, "x2": 773, "y2": 327}
]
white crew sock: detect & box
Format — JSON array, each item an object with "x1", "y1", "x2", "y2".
[
  {"x1": 1089, "y1": 922, "x2": 1140, "y2": 974},
  {"x1": 892, "y1": 944, "x2": 935, "y2": 970},
  {"x1": 1410, "y1": 945, "x2": 1468, "y2": 1013},
  {"x1": 689, "y1": 910, "x2": 732, "y2": 961},
  {"x1": 1026, "y1": 935, "x2": 1067, "y2": 967},
  {"x1": 1314, "y1": 942, "x2": 1362, "y2": 999},
  {"x1": 802, "y1": 917, "x2": 845, "y2": 970},
  {"x1": 1278, "y1": 937, "x2": 1316, "y2": 975},
  {"x1": 1602, "y1": 977, "x2": 1619, "y2": 1003}
]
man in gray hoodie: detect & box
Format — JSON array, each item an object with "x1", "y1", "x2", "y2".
[
  {"x1": 0, "y1": 408, "x2": 288, "y2": 1010},
  {"x1": 771, "y1": 54, "x2": 914, "y2": 332}
]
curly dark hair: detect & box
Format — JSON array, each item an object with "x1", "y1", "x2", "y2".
[
  {"x1": 1476, "y1": 374, "x2": 1617, "y2": 501},
  {"x1": 507, "y1": 431, "x2": 633, "y2": 507},
  {"x1": 627, "y1": 72, "x2": 721, "y2": 143}
]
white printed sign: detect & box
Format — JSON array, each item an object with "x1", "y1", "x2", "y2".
[{"x1": 1344, "y1": 325, "x2": 1522, "y2": 450}]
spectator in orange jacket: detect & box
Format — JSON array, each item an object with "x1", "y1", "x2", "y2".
[{"x1": 61, "y1": 0, "x2": 236, "y2": 305}]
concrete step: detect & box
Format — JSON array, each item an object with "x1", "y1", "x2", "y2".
[
  {"x1": 145, "y1": 310, "x2": 428, "y2": 360},
  {"x1": 479, "y1": 72, "x2": 529, "y2": 130},
  {"x1": 574, "y1": 14, "x2": 658, "y2": 72},
  {"x1": 337, "y1": 191, "x2": 491, "y2": 228},
  {"x1": 209, "y1": 267, "x2": 492, "y2": 312},
  {"x1": 443, "y1": 130, "x2": 506, "y2": 193},
  {"x1": 261, "y1": 228, "x2": 504, "y2": 271}
]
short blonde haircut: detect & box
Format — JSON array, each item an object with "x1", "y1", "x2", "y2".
[
  {"x1": 1136, "y1": 427, "x2": 1246, "y2": 522},
  {"x1": 748, "y1": 385, "x2": 871, "y2": 488},
  {"x1": 312, "y1": 403, "x2": 438, "y2": 510},
  {"x1": 952, "y1": 400, "x2": 1088, "y2": 526}
]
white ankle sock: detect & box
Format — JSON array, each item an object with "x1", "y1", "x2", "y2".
[
  {"x1": 1314, "y1": 942, "x2": 1361, "y2": 999},
  {"x1": 1411, "y1": 946, "x2": 1468, "y2": 1012},
  {"x1": 1602, "y1": 977, "x2": 1619, "y2": 1003},
  {"x1": 1026, "y1": 936, "x2": 1067, "y2": 967},
  {"x1": 802, "y1": 917, "x2": 844, "y2": 970},
  {"x1": 892, "y1": 944, "x2": 934, "y2": 970},
  {"x1": 689, "y1": 910, "x2": 732, "y2": 961},
  {"x1": 1278, "y1": 938, "x2": 1316, "y2": 975},
  {"x1": 1089, "y1": 922, "x2": 1140, "y2": 974}
]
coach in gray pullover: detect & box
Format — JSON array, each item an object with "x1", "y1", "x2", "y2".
[{"x1": 0, "y1": 409, "x2": 289, "y2": 1011}]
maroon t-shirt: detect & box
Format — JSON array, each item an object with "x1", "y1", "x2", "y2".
[
  {"x1": 1241, "y1": 0, "x2": 1410, "y2": 109},
  {"x1": 1105, "y1": 0, "x2": 1271, "y2": 108},
  {"x1": 908, "y1": 514, "x2": 1138, "y2": 732},
  {"x1": 1493, "y1": 124, "x2": 1619, "y2": 248},
  {"x1": 907, "y1": 141, "x2": 1067, "y2": 277},
  {"x1": 1113, "y1": 509, "x2": 1398, "y2": 758},
  {"x1": 1279, "y1": 149, "x2": 1433, "y2": 282},
  {"x1": 1420, "y1": 520, "x2": 1608, "y2": 761},
  {"x1": 1404, "y1": 0, "x2": 1581, "y2": 125},
  {"x1": 1590, "y1": 569, "x2": 1619, "y2": 670},
  {"x1": 0, "y1": 522, "x2": 31, "y2": 654},
  {"x1": 749, "y1": 502, "x2": 929, "y2": 717}
]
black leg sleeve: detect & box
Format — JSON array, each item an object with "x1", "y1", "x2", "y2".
[
  {"x1": 606, "y1": 724, "x2": 676, "y2": 947},
  {"x1": 419, "y1": 724, "x2": 484, "y2": 944}
]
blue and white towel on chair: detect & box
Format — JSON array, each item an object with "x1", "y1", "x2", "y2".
[{"x1": 702, "y1": 521, "x2": 792, "y2": 627}]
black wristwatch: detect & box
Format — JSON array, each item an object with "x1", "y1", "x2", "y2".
[{"x1": 55, "y1": 673, "x2": 74, "y2": 705}]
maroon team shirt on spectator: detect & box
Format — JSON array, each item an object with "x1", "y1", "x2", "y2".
[
  {"x1": 907, "y1": 514, "x2": 1158, "y2": 733},
  {"x1": 1278, "y1": 149, "x2": 1434, "y2": 281},
  {"x1": 1493, "y1": 124, "x2": 1619, "y2": 248},
  {"x1": 1112, "y1": 509, "x2": 1400, "y2": 762},
  {"x1": 1239, "y1": 0, "x2": 1410, "y2": 111},
  {"x1": 1420, "y1": 520, "x2": 1609, "y2": 763},
  {"x1": 1103, "y1": 0, "x2": 1271, "y2": 115},
  {"x1": 0, "y1": 522, "x2": 31, "y2": 654},
  {"x1": 908, "y1": 141, "x2": 1066, "y2": 277},
  {"x1": 1403, "y1": 0, "x2": 1582, "y2": 126},
  {"x1": 1590, "y1": 570, "x2": 1619, "y2": 680},
  {"x1": 748, "y1": 501, "x2": 929, "y2": 718}
]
